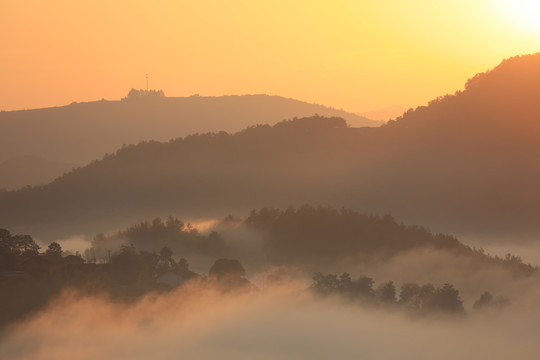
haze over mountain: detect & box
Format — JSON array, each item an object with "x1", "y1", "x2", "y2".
[
  {"x1": 4, "y1": 2, "x2": 540, "y2": 358},
  {"x1": 0, "y1": 156, "x2": 76, "y2": 191},
  {"x1": 359, "y1": 105, "x2": 407, "y2": 122},
  {"x1": 1, "y1": 53, "x2": 540, "y2": 242},
  {"x1": 90, "y1": 206, "x2": 534, "y2": 290},
  {"x1": 0, "y1": 94, "x2": 377, "y2": 190},
  {"x1": 0, "y1": 93, "x2": 378, "y2": 166}
]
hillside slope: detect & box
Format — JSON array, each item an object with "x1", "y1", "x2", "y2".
[
  {"x1": 0, "y1": 94, "x2": 378, "y2": 166},
  {"x1": 1, "y1": 54, "x2": 540, "y2": 241}
]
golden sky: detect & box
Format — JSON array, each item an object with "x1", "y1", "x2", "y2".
[{"x1": 1, "y1": 0, "x2": 539, "y2": 112}]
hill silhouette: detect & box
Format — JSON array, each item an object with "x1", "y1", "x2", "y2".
[
  {"x1": 88, "y1": 205, "x2": 534, "y2": 275},
  {"x1": 1, "y1": 53, "x2": 540, "y2": 241},
  {"x1": 0, "y1": 93, "x2": 378, "y2": 167}
]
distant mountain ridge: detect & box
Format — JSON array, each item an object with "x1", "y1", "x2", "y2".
[
  {"x1": 0, "y1": 94, "x2": 380, "y2": 166},
  {"x1": 2, "y1": 53, "x2": 540, "y2": 241}
]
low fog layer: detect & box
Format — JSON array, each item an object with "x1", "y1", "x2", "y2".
[
  {"x1": 1, "y1": 282, "x2": 539, "y2": 360},
  {"x1": 44, "y1": 206, "x2": 540, "y2": 303},
  {"x1": 3, "y1": 206, "x2": 536, "y2": 331}
]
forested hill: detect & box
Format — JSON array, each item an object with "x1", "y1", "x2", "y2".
[
  {"x1": 0, "y1": 94, "x2": 378, "y2": 166},
  {"x1": 0, "y1": 116, "x2": 365, "y2": 238},
  {"x1": 384, "y1": 53, "x2": 540, "y2": 142},
  {"x1": 2, "y1": 54, "x2": 540, "y2": 240},
  {"x1": 89, "y1": 205, "x2": 535, "y2": 276}
]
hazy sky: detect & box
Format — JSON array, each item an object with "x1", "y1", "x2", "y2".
[{"x1": 1, "y1": 0, "x2": 539, "y2": 112}]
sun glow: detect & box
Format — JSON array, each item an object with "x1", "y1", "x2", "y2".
[
  {"x1": 496, "y1": 0, "x2": 540, "y2": 33},
  {"x1": 1, "y1": 1, "x2": 539, "y2": 112}
]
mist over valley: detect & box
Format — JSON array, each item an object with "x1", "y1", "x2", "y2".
[{"x1": 2, "y1": 3, "x2": 540, "y2": 355}]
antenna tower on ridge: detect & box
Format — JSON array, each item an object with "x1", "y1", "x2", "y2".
[{"x1": 146, "y1": 73, "x2": 149, "y2": 91}]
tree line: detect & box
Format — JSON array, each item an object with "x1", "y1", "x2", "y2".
[
  {"x1": 245, "y1": 205, "x2": 536, "y2": 274},
  {"x1": 310, "y1": 272, "x2": 508, "y2": 315},
  {"x1": 87, "y1": 206, "x2": 536, "y2": 277},
  {"x1": 0, "y1": 228, "x2": 250, "y2": 328}
]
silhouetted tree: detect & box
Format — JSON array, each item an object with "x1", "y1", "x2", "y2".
[
  {"x1": 109, "y1": 245, "x2": 158, "y2": 287},
  {"x1": 209, "y1": 258, "x2": 246, "y2": 280},
  {"x1": 313, "y1": 272, "x2": 466, "y2": 315},
  {"x1": 376, "y1": 281, "x2": 397, "y2": 303},
  {"x1": 427, "y1": 283, "x2": 464, "y2": 314},
  {"x1": 45, "y1": 242, "x2": 62, "y2": 257},
  {"x1": 156, "y1": 246, "x2": 177, "y2": 274},
  {"x1": 311, "y1": 272, "x2": 341, "y2": 295},
  {"x1": 95, "y1": 216, "x2": 227, "y2": 259},
  {"x1": 208, "y1": 258, "x2": 252, "y2": 291},
  {"x1": 124, "y1": 88, "x2": 165, "y2": 100},
  {"x1": 311, "y1": 272, "x2": 374, "y2": 299},
  {"x1": 0, "y1": 229, "x2": 40, "y2": 269},
  {"x1": 473, "y1": 291, "x2": 509, "y2": 310}
]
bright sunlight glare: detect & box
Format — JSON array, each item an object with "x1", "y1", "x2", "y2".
[{"x1": 496, "y1": 0, "x2": 540, "y2": 33}]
